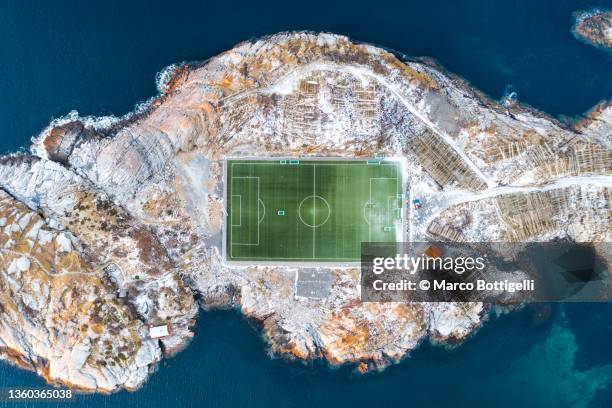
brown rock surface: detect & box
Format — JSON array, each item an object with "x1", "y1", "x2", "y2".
[{"x1": 0, "y1": 32, "x2": 609, "y2": 392}]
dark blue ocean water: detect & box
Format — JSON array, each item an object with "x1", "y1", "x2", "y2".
[{"x1": 1, "y1": 0, "x2": 611, "y2": 407}]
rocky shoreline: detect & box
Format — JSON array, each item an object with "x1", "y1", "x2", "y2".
[
  {"x1": 572, "y1": 9, "x2": 612, "y2": 50},
  {"x1": 0, "y1": 32, "x2": 610, "y2": 392}
]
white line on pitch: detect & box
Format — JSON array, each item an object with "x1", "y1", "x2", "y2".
[{"x1": 313, "y1": 164, "x2": 316, "y2": 259}]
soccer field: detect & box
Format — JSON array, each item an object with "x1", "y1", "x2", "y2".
[{"x1": 225, "y1": 159, "x2": 404, "y2": 262}]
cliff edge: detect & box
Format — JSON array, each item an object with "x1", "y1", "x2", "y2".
[{"x1": 0, "y1": 32, "x2": 610, "y2": 392}]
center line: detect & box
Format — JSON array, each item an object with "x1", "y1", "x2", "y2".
[{"x1": 313, "y1": 164, "x2": 316, "y2": 259}]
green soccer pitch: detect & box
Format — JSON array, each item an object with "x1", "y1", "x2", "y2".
[{"x1": 225, "y1": 159, "x2": 404, "y2": 262}]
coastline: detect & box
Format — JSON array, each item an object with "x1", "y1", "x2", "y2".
[
  {"x1": 571, "y1": 8, "x2": 612, "y2": 51},
  {"x1": 28, "y1": 31, "x2": 605, "y2": 166},
  {"x1": 0, "y1": 30, "x2": 609, "y2": 393}
]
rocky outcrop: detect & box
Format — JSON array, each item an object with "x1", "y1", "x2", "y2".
[
  {"x1": 0, "y1": 190, "x2": 162, "y2": 391},
  {"x1": 573, "y1": 9, "x2": 612, "y2": 50},
  {"x1": 1, "y1": 32, "x2": 610, "y2": 392}
]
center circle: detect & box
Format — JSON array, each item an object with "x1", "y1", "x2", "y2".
[{"x1": 298, "y1": 195, "x2": 331, "y2": 228}]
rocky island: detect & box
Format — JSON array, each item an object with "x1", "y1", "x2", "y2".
[
  {"x1": 573, "y1": 9, "x2": 612, "y2": 50},
  {"x1": 0, "y1": 32, "x2": 610, "y2": 392}
]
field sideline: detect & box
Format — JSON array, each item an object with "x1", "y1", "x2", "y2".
[{"x1": 225, "y1": 159, "x2": 404, "y2": 262}]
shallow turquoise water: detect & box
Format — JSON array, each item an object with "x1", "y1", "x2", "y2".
[
  {"x1": 0, "y1": 0, "x2": 611, "y2": 406},
  {"x1": 3, "y1": 307, "x2": 612, "y2": 407}
]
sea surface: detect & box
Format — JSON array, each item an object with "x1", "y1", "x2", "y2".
[{"x1": 0, "y1": 0, "x2": 611, "y2": 407}]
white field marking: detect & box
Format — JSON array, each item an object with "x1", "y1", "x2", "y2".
[
  {"x1": 363, "y1": 201, "x2": 371, "y2": 226},
  {"x1": 258, "y1": 199, "x2": 266, "y2": 224},
  {"x1": 396, "y1": 165, "x2": 403, "y2": 221},
  {"x1": 368, "y1": 177, "x2": 398, "y2": 241},
  {"x1": 229, "y1": 161, "x2": 406, "y2": 260},
  {"x1": 229, "y1": 255, "x2": 357, "y2": 260},
  {"x1": 387, "y1": 196, "x2": 399, "y2": 227},
  {"x1": 369, "y1": 178, "x2": 372, "y2": 242},
  {"x1": 257, "y1": 175, "x2": 260, "y2": 245},
  {"x1": 231, "y1": 195, "x2": 242, "y2": 227},
  {"x1": 313, "y1": 164, "x2": 316, "y2": 259},
  {"x1": 230, "y1": 176, "x2": 260, "y2": 248},
  {"x1": 229, "y1": 162, "x2": 399, "y2": 167},
  {"x1": 298, "y1": 195, "x2": 331, "y2": 228}
]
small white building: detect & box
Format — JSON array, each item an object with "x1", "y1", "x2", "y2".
[{"x1": 149, "y1": 325, "x2": 170, "y2": 339}]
